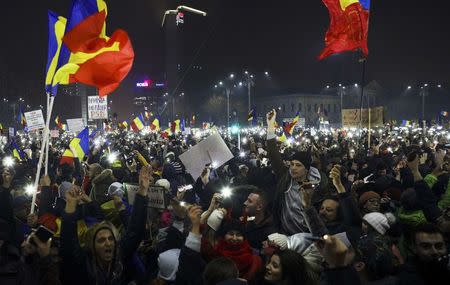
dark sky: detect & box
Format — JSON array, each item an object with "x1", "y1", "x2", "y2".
[{"x1": 1, "y1": 0, "x2": 449, "y2": 117}]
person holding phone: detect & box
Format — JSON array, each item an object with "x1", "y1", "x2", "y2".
[{"x1": 266, "y1": 109, "x2": 322, "y2": 235}]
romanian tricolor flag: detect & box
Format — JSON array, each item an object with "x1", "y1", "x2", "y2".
[
  {"x1": 283, "y1": 112, "x2": 299, "y2": 136},
  {"x1": 161, "y1": 128, "x2": 172, "y2": 139},
  {"x1": 131, "y1": 115, "x2": 145, "y2": 132},
  {"x1": 52, "y1": 0, "x2": 134, "y2": 96},
  {"x1": 150, "y1": 117, "x2": 160, "y2": 131},
  {"x1": 171, "y1": 120, "x2": 181, "y2": 134},
  {"x1": 69, "y1": 127, "x2": 90, "y2": 160},
  {"x1": 118, "y1": 121, "x2": 128, "y2": 129},
  {"x1": 318, "y1": 0, "x2": 370, "y2": 60},
  {"x1": 46, "y1": 11, "x2": 67, "y2": 96},
  {"x1": 61, "y1": 127, "x2": 89, "y2": 165},
  {"x1": 401, "y1": 120, "x2": 411, "y2": 127},
  {"x1": 55, "y1": 116, "x2": 63, "y2": 129},
  {"x1": 18, "y1": 110, "x2": 27, "y2": 129},
  {"x1": 11, "y1": 140, "x2": 25, "y2": 161},
  {"x1": 247, "y1": 109, "x2": 255, "y2": 122}
]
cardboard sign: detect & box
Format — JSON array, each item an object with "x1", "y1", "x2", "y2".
[
  {"x1": 66, "y1": 118, "x2": 85, "y2": 133},
  {"x1": 124, "y1": 184, "x2": 167, "y2": 209},
  {"x1": 88, "y1": 96, "x2": 108, "y2": 120},
  {"x1": 124, "y1": 183, "x2": 140, "y2": 206},
  {"x1": 342, "y1": 107, "x2": 384, "y2": 128},
  {"x1": 50, "y1": 130, "x2": 60, "y2": 138},
  {"x1": 179, "y1": 132, "x2": 234, "y2": 180},
  {"x1": 147, "y1": 186, "x2": 167, "y2": 209},
  {"x1": 24, "y1": 110, "x2": 45, "y2": 132}
]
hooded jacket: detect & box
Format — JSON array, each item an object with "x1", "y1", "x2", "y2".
[{"x1": 60, "y1": 193, "x2": 148, "y2": 285}]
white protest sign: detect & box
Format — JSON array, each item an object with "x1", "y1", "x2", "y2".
[
  {"x1": 24, "y1": 110, "x2": 45, "y2": 132},
  {"x1": 50, "y1": 130, "x2": 59, "y2": 138},
  {"x1": 124, "y1": 183, "x2": 140, "y2": 205},
  {"x1": 148, "y1": 186, "x2": 166, "y2": 209},
  {"x1": 8, "y1": 127, "x2": 15, "y2": 138},
  {"x1": 179, "y1": 132, "x2": 234, "y2": 180},
  {"x1": 88, "y1": 96, "x2": 108, "y2": 120},
  {"x1": 66, "y1": 118, "x2": 85, "y2": 133},
  {"x1": 124, "y1": 184, "x2": 166, "y2": 209}
]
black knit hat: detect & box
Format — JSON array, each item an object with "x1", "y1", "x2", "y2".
[{"x1": 289, "y1": 151, "x2": 312, "y2": 169}]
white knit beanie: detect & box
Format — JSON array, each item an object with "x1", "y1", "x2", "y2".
[
  {"x1": 268, "y1": 233, "x2": 288, "y2": 250},
  {"x1": 363, "y1": 212, "x2": 390, "y2": 235},
  {"x1": 206, "y1": 209, "x2": 225, "y2": 232},
  {"x1": 107, "y1": 182, "x2": 124, "y2": 198},
  {"x1": 155, "y1": 179, "x2": 171, "y2": 191},
  {"x1": 157, "y1": 248, "x2": 181, "y2": 281}
]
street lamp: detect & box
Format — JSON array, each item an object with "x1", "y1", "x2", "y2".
[
  {"x1": 161, "y1": 5, "x2": 207, "y2": 27},
  {"x1": 229, "y1": 73, "x2": 235, "y2": 79}
]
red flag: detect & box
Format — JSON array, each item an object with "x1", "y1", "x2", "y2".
[{"x1": 318, "y1": 0, "x2": 370, "y2": 60}]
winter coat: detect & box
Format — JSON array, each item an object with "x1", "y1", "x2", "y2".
[
  {"x1": 60, "y1": 193, "x2": 148, "y2": 285},
  {"x1": 244, "y1": 215, "x2": 277, "y2": 251}
]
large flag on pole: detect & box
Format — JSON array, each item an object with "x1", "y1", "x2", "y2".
[
  {"x1": 45, "y1": 11, "x2": 67, "y2": 96},
  {"x1": 52, "y1": 0, "x2": 134, "y2": 96},
  {"x1": 130, "y1": 115, "x2": 145, "y2": 132},
  {"x1": 283, "y1": 112, "x2": 299, "y2": 136},
  {"x1": 318, "y1": 0, "x2": 370, "y2": 60}
]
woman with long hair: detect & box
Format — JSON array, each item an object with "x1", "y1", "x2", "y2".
[{"x1": 263, "y1": 250, "x2": 319, "y2": 285}]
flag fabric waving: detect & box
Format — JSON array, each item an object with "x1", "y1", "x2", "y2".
[
  {"x1": 11, "y1": 140, "x2": 26, "y2": 161},
  {"x1": 150, "y1": 117, "x2": 160, "y2": 131},
  {"x1": 69, "y1": 127, "x2": 90, "y2": 160},
  {"x1": 52, "y1": 0, "x2": 134, "y2": 96},
  {"x1": 131, "y1": 115, "x2": 145, "y2": 132},
  {"x1": 283, "y1": 112, "x2": 300, "y2": 136},
  {"x1": 318, "y1": 0, "x2": 370, "y2": 60},
  {"x1": 46, "y1": 11, "x2": 67, "y2": 95},
  {"x1": 55, "y1": 116, "x2": 63, "y2": 129}
]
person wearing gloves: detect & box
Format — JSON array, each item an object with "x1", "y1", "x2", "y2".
[{"x1": 265, "y1": 109, "x2": 324, "y2": 235}]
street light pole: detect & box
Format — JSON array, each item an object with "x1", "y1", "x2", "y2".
[{"x1": 227, "y1": 88, "x2": 230, "y2": 131}]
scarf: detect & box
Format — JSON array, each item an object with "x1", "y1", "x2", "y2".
[{"x1": 215, "y1": 239, "x2": 254, "y2": 276}]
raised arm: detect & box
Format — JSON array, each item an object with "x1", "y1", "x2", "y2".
[{"x1": 265, "y1": 109, "x2": 287, "y2": 179}]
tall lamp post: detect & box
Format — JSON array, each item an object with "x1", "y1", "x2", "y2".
[{"x1": 161, "y1": 5, "x2": 207, "y2": 121}]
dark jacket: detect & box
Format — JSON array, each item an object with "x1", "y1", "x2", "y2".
[
  {"x1": 244, "y1": 215, "x2": 277, "y2": 250},
  {"x1": 60, "y1": 193, "x2": 148, "y2": 285},
  {"x1": 397, "y1": 257, "x2": 450, "y2": 285}
]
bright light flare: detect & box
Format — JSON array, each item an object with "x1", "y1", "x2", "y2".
[
  {"x1": 3, "y1": 156, "x2": 14, "y2": 167},
  {"x1": 221, "y1": 186, "x2": 232, "y2": 198},
  {"x1": 25, "y1": 184, "x2": 35, "y2": 196},
  {"x1": 107, "y1": 152, "x2": 118, "y2": 164}
]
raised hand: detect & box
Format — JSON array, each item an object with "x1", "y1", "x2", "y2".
[
  {"x1": 187, "y1": 205, "x2": 203, "y2": 235},
  {"x1": 266, "y1": 109, "x2": 277, "y2": 131},
  {"x1": 329, "y1": 165, "x2": 345, "y2": 193},
  {"x1": 29, "y1": 234, "x2": 52, "y2": 258},
  {"x1": 138, "y1": 165, "x2": 153, "y2": 196},
  {"x1": 65, "y1": 186, "x2": 82, "y2": 214}
]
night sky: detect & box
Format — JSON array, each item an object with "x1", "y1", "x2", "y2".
[{"x1": 1, "y1": 0, "x2": 449, "y2": 118}]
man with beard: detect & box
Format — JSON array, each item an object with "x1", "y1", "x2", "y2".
[
  {"x1": 242, "y1": 189, "x2": 276, "y2": 251},
  {"x1": 398, "y1": 223, "x2": 450, "y2": 285}
]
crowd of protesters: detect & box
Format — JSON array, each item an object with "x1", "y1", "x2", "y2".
[{"x1": 0, "y1": 109, "x2": 449, "y2": 285}]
